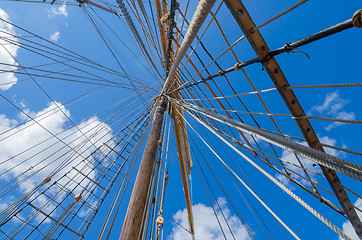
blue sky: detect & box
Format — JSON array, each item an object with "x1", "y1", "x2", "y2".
[{"x1": 0, "y1": 0, "x2": 361, "y2": 239}]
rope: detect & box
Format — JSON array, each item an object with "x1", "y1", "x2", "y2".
[
  {"x1": 183, "y1": 113, "x2": 302, "y2": 240},
  {"x1": 251, "y1": 0, "x2": 310, "y2": 32},
  {"x1": 288, "y1": 83, "x2": 362, "y2": 89},
  {"x1": 161, "y1": 0, "x2": 217, "y2": 94},
  {"x1": 189, "y1": 111, "x2": 352, "y2": 240},
  {"x1": 298, "y1": 115, "x2": 362, "y2": 124},
  {"x1": 179, "y1": 100, "x2": 362, "y2": 181},
  {"x1": 187, "y1": 107, "x2": 362, "y2": 125},
  {"x1": 200, "y1": 120, "x2": 352, "y2": 215},
  {"x1": 259, "y1": 127, "x2": 362, "y2": 157},
  {"x1": 116, "y1": 0, "x2": 158, "y2": 71}
]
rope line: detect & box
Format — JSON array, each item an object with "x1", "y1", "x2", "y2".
[
  {"x1": 188, "y1": 109, "x2": 352, "y2": 240},
  {"x1": 178, "y1": 100, "x2": 362, "y2": 181}
]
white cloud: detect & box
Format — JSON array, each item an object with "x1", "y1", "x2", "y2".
[
  {"x1": 0, "y1": 8, "x2": 19, "y2": 90},
  {"x1": 49, "y1": 31, "x2": 60, "y2": 42},
  {"x1": 0, "y1": 101, "x2": 113, "y2": 223},
  {"x1": 276, "y1": 136, "x2": 342, "y2": 187},
  {"x1": 324, "y1": 111, "x2": 356, "y2": 131},
  {"x1": 339, "y1": 199, "x2": 362, "y2": 240},
  {"x1": 311, "y1": 91, "x2": 355, "y2": 131},
  {"x1": 168, "y1": 198, "x2": 251, "y2": 240},
  {"x1": 48, "y1": 4, "x2": 68, "y2": 18},
  {"x1": 312, "y1": 91, "x2": 345, "y2": 114}
]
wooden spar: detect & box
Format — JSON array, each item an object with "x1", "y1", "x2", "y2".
[
  {"x1": 173, "y1": 30, "x2": 193, "y2": 173},
  {"x1": 168, "y1": 22, "x2": 195, "y2": 236},
  {"x1": 170, "y1": 66, "x2": 195, "y2": 235},
  {"x1": 171, "y1": 105, "x2": 195, "y2": 235},
  {"x1": 179, "y1": 108, "x2": 193, "y2": 174},
  {"x1": 154, "y1": 0, "x2": 167, "y2": 64},
  {"x1": 223, "y1": 0, "x2": 362, "y2": 238},
  {"x1": 158, "y1": 0, "x2": 195, "y2": 233},
  {"x1": 119, "y1": 98, "x2": 167, "y2": 240}
]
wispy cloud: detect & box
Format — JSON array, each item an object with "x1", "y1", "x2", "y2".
[
  {"x1": 48, "y1": 4, "x2": 68, "y2": 18},
  {"x1": 0, "y1": 102, "x2": 113, "y2": 222},
  {"x1": 168, "y1": 198, "x2": 251, "y2": 240},
  {"x1": 49, "y1": 31, "x2": 60, "y2": 42},
  {"x1": 0, "y1": 8, "x2": 19, "y2": 90},
  {"x1": 311, "y1": 91, "x2": 355, "y2": 131}
]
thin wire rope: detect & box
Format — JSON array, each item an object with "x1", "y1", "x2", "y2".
[
  {"x1": 0, "y1": 96, "x2": 149, "y2": 184},
  {"x1": 5, "y1": 104, "x2": 153, "y2": 238},
  {"x1": 182, "y1": 111, "x2": 302, "y2": 240},
  {"x1": 188, "y1": 134, "x2": 258, "y2": 240},
  {"x1": 251, "y1": 0, "x2": 310, "y2": 32},
  {"x1": 181, "y1": 82, "x2": 362, "y2": 102},
  {"x1": 182, "y1": 101, "x2": 362, "y2": 181},
  {"x1": 175, "y1": 34, "x2": 245, "y2": 91},
  {"x1": 82, "y1": 7, "x2": 150, "y2": 102},
  {"x1": 189, "y1": 107, "x2": 362, "y2": 125},
  {"x1": 0, "y1": 35, "x2": 150, "y2": 92},
  {"x1": 0, "y1": 30, "x2": 147, "y2": 86},
  {"x1": 1, "y1": 41, "x2": 122, "y2": 165},
  {"x1": 188, "y1": 109, "x2": 352, "y2": 240}
]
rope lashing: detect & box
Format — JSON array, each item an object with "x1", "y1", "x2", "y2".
[{"x1": 352, "y1": 9, "x2": 362, "y2": 28}]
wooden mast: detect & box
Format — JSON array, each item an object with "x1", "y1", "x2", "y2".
[
  {"x1": 119, "y1": 98, "x2": 167, "y2": 240},
  {"x1": 119, "y1": 0, "x2": 216, "y2": 238}
]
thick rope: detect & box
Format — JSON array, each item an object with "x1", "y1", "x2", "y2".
[
  {"x1": 188, "y1": 110, "x2": 352, "y2": 240},
  {"x1": 116, "y1": 0, "x2": 158, "y2": 70},
  {"x1": 179, "y1": 100, "x2": 362, "y2": 181},
  {"x1": 161, "y1": 0, "x2": 217, "y2": 94}
]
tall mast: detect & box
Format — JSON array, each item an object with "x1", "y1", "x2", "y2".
[
  {"x1": 119, "y1": 98, "x2": 167, "y2": 239},
  {"x1": 119, "y1": 0, "x2": 216, "y2": 238}
]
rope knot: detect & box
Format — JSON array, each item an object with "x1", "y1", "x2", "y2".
[{"x1": 160, "y1": 12, "x2": 170, "y2": 25}]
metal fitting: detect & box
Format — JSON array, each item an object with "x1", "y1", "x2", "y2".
[{"x1": 233, "y1": 62, "x2": 242, "y2": 71}]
